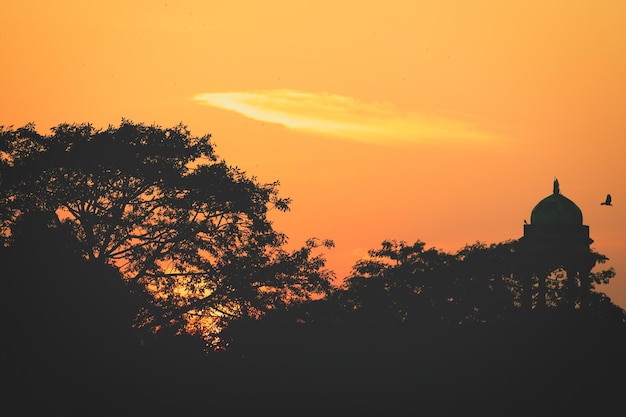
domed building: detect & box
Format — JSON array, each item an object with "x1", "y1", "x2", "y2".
[
  {"x1": 523, "y1": 178, "x2": 592, "y2": 253},
  {"x1": 520, "y1": 179, "x2": 596, "y2": 309}
]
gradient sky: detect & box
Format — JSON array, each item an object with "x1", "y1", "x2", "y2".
[{"x1": 2, "y1": 0, "x2": 625, "y2": 307}]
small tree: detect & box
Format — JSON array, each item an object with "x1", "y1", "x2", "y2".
[{"x1": 341, "y1": 240, "x2": 456, "y2": 323}]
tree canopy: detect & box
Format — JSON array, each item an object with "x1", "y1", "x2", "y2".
[
  {"x1": 0, "y1": 120, "x2": 334, "y2": 345},
  {"x1": 331, "y1": 239, "x2": 621, "y2": 325}
]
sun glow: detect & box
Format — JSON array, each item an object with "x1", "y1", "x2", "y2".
[{"x1": 193, "y1": 90, "x2": 500, "y2": 146}]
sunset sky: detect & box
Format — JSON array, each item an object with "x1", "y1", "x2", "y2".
[{"x1": 2, "y1": 1, "x2": 625, "y2": 307}]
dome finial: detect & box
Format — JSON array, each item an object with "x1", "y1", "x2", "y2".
[{"x1": 553, "y1": 178, "x2": 560, "y2": 194}]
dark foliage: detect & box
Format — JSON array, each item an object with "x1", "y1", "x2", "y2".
[
  {"x1": 212, "y1": 239, "x2": 626, "y2": 416},
  {"x1": 1, "y1": 121, "x2": 334, "y2": 343},
  {"x1": 2, "y1": 121, "x2": 625, "y2": 416}
]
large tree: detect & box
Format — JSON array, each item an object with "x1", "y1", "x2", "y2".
[{"x1": 0, "y1": 120, "x2": 333, "y2": 344}]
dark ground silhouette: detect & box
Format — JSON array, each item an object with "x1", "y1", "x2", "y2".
[
  {"x1": 4, "y1": 219, "x2": 626, "y2": 416},
  {"x1": 2, "y1": 122, "x2": 626, "y2": 416}
]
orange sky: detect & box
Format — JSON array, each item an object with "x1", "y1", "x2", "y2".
[{"x1": 2, "y1": 0, "x2": 625, "y2": 307}]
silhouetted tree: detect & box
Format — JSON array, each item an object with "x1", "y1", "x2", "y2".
[
  {"x1": 339, "y1": 240, "x2": 455, "y2": 324},
  {"x1": 332, "y1": 239, "x2": 621, "y2": 327},
  {"x1": 0, "y1": 121, "x2": 333, "y2": 345},
  {"x1": 1, "y1": 209, "x2": 147, "y2": 412},
  {"x1": 450, "y1": 240, "x2": 520, "y2": 321}
]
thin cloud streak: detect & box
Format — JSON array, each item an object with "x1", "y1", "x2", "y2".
[{"x1": 193, "y1": 90, "x2": 500, "y2": 146}]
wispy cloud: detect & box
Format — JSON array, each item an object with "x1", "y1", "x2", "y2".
[{"x1": 193, "y1": 90, "x2": 500, "y2": 146}]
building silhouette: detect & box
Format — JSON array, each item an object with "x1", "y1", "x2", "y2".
[{"x1": 520, "y1": 179, "x2": 595, "y2": 310}]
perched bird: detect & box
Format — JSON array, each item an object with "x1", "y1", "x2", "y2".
[{"x1": 601, "y1": 194, "x2": 612, "y2": 206}]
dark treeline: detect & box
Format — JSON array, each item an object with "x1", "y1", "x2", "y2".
[{"x1": 2, "y1": 121, "x2": 625, "y2": 416}]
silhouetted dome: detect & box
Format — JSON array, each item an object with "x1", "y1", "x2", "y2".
[{"x1": 530, "y1": 180, "x2": 583, "y2": 225}]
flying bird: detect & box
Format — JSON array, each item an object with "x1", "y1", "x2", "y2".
[{"x1": 601, "y1": 194, "x2": 612, "y2": 206}]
